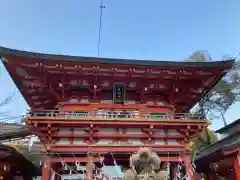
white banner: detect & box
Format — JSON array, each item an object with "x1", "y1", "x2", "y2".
[{"x1": 237, "y1": 152, "x2": 240, "y2": 165}]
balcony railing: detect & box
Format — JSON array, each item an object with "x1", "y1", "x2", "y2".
[{"x1": 28, "y1": 110, "x2": 205, "y2": 120}]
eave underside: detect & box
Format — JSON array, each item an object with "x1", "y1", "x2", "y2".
[{"x1": 0, "y1": 47, "x2": 235, "y2": 112}]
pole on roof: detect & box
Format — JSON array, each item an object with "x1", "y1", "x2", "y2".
[{"x1": 97, "y1": 0, "x2": 105, "y2": 57}]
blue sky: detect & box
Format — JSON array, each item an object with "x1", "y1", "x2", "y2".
[{"x1": 1, "y1": 0, "x2": 240, "y2": 130}]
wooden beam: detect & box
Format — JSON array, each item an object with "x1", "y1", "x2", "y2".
[
  {"x1": 27, "y1": 117, "x2": 208, "y2": 126},
  {"x1": 46, "y1": 156, "x2": 182, "y2": 163},
  {"x1": 59, "y1": 103, "x2": 174, "y2": 110},
  {"x1": 51, "y1": 133, "x2": 185, "y2": 139},
  {"x1": 46, "y1": 156, "x2": 100, "y2": 163},
  {"x1": 51, "y1": 145, "x2": 185, "y2": 153},
  {"x1": 223, "y1": 148, "x2": 240, "y2": 155}
]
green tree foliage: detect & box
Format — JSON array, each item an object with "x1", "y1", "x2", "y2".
[
  {"x1": 191, "y1": 128, "x2": 218, "y2": 162},
  {"x1": 185, "y1": 51, "x2": 239, "y2": 161},
  {"x1": 185, "y1": 51, "x2": 240, "y2": 122},
  {"x1": 194, "y1": 128, "x2": 218, "y2": 150},
  {"x1": 186, "y1": 51, "x2": 212, "y2": 62}
]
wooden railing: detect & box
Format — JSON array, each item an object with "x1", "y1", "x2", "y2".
[{"x1": 28, "y1": 110, "x2": 205, "y2": 120}]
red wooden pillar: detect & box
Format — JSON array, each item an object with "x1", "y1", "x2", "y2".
[
  {"x1": 233, "y1": 154, "x2": 240, "y2": 180},
  {"x1": 42, "y1": 160, "x2": 51, "y2": 180},
  {"x1": 41, "y1": 165, "x2": 49, "y2": 180},
  {"x1": 184, "y1": 153, "x2": 194, "y2": 180}
]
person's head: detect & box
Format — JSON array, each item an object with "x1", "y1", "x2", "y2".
[{"x1": 160, "y1": 162, "x2": 168, "y2": 171}]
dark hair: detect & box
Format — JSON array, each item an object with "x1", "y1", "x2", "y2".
[{"x1": 160, "y1": 162, "x2": 168, "y2": 171}]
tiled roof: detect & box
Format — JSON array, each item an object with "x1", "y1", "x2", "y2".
[{"x1": 0, "y1": 123, "x2": 33, "y2": 141}]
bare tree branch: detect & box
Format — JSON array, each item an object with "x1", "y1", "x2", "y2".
[
  {"x1": 0, "y1": 93, "x2": 15, "y2": 107},
  {"x1": 186, "y1": 51, "x2": 240, "y2": 121},
  {"x1": 0, "y1": 93, "x2": 15, "y2": 118}
]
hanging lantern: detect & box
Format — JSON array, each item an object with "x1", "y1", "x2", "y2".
[
  {"x1": 237, "y1": 153, "x2": 240, "y2": 165},
  {"x1": 3, "y1": 164, "x2": 10, "y2": 172}
]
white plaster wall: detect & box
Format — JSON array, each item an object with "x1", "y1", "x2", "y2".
[{"x1": 56, "y1": 138, "x2": 70, "y2": 144}]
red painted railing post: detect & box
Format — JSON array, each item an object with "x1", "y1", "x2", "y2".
[
  {"x1": 41, "y1": 161, "x2": 50, "y2": 180},
  {"x1": 233, "y1": 153, "x2": 240, "y2": 180}
]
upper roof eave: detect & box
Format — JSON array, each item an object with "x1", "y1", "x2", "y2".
[{"x1": 0, "y1": 46, "x2": 235, "y2": 69}]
